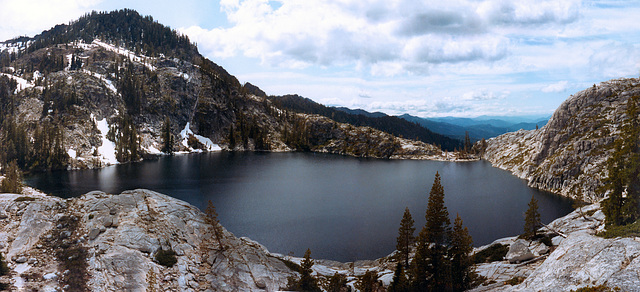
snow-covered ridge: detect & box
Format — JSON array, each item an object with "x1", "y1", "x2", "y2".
[{"x1": 91, "y1": 39, "x2": 157, "y2": 71}]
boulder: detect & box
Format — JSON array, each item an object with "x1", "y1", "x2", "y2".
[{"x1": 506, "y1": 239, "x2": 535, "y2": 264}]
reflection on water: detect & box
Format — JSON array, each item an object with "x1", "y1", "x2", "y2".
[{"x1": 26, "y1": 152, "x2": 574, "y2": 262}]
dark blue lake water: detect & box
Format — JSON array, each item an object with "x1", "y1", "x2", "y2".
[{"x1": 25, "y1": 152, "x2": 574, "y2": 262}]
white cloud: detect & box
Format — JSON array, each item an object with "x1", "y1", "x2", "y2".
[
  {"x1": 181, "y1": 0, "x2": 583, "y2": 76},
  {"x1": 462, "y1": 89, "x2": 509, "y2": 100},
  {"x1": 541, "y1": 80, "x2": 569, "y2": 93},
  {"x1": 0, "y1": 0, "x2": 102, "y2": 41}
]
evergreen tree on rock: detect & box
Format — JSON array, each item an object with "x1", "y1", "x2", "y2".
[
  {"x1": 449, "y1": 213, "x2": 475, "y2": 292},
  {"x1": 523, "y1": 195, "x2": 541, "y2": 239},
  {"x1": 396, "y1": 207, "x2": 415, "y2": 269},
  {"x1": 413, "y1": 172, "x2": 451, "y2": 291}
]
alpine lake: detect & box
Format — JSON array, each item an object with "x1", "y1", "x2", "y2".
[{"x1": 25, "y1": 151, "x2": 574, "y2": 262}]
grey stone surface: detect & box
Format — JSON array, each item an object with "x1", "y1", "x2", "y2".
[{"x1": 506, "y1": 239, "x2": 535, "y2": 264}]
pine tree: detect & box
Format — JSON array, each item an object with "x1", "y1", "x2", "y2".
[
  {"x1": 388, "y1": 263, "x2": 409, "y2": 292},
  {"x1": 1, "y1": 160, "x2": 22, "y2": 194},
  {"x1": 205, "y1": 200, "x2": 225, "y2": 250},
  {"x1": 449, "y1": 213, "x2": 475, "y2": 292},
  {"x1": 355, "y1": 270, "x2": 383, "y2": 292},
  {"x1": 523, "y1": 195, "x2": 541, "y2": 239},
  {"x1": 396, "y1": 207, "x2": 415, "y2": 269},
  {"x1": 161, "y1": 117, "x2": 174, "y2": 154},
  {"x1": 324, "y1": 272, "x2": 351, "y2": 292},
  {"x1": 298, "y1": 249, "x2": 321, "y2": 292},
  {"x1": 413, "y1": 172, "x2": 451, "y2": 291}
]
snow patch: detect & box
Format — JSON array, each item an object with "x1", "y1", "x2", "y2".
[
  {"x1": 82, "y1": 69, "x2": 117, "y2": 94},
  {"x1": 93, "y1": 115, "x2": 118, "y2": 165},
  {"x1": 65, "y1": 54, "x2": 72, "y2": 71},
  {"x1": 67, "y1": 149, "x2": 77, "y2": 158},
  {"x1": 0, "y1": 73, "x2": 34, "y2": 93},
  {"x1": 92, "y1": 39, "x2": 156, "y2": 71},
  {"x1": 180, "y1": 122, "x2": 221, "y2": 152}
]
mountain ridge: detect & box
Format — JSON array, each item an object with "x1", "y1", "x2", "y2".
[
  {"x1": 0, "y1": 9, "x2": 456, "y2": 173},
  {"x1": 482, "y1": 78, "x2": 640, "y2": 202}
]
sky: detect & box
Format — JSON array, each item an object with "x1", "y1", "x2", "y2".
[{"x1": 1, "y1": 0, "x2": 639, "y2": 118}]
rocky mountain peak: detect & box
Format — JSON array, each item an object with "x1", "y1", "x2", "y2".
[{"x1": 483, "y1": 78, "x2": 640, "y2": 202}]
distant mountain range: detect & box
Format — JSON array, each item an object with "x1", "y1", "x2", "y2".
[
  {"x1": 398, "y1": 114, "x2": 550, "y2": 141},
  {"x1": 332, "y1": 107, "x2": 549, "y2": 141}
]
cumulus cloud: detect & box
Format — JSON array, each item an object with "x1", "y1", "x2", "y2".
[
  {"x1": 462, "y1": 89, "x2": 509, "y2": 100},
  {"x1": 541, "y1": 80, "x2": 569, "y2": 93},
  {"x1": 0, "y1": 0, "x2": 102, "y2": 41},
  {"x1": 181, "y1": 0, "x2": 582, "y2": 75}
]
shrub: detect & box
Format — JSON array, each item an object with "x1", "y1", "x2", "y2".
[
  {"x1": 571, "y1": 285, "x2": 621, "y2": 292},
  {"x1": 0, "y1": 252, "x2": 9, "y2": 276},
  {"x1": 154, "y1": 249, "x2": 177, "y2": 268},
  {"x1": 598, "y1": 220, "x2": 640, "y2": 238},
  {"x1": 1, "y1": 160, "x2": 22, "y2": 194},
  {"x1": 14, "y1": 196, "x2": 35, "y2": 202},
  {"x1": 504, "y1": 276, "x2": 526, "y2": 286},
  {"x1": 473, "y1": 244, "x2": 509, "y2": 264}
]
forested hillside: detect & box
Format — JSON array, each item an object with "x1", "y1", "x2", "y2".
[
  {"x1": 268, "y1": 94, "x2": 461, "y2": 151},
  {"x1": 0, "y1": 9, "x2": 447, "y2": 174}
]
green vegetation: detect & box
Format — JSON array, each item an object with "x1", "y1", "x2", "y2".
[
  {"x1": 523, "y1": 195, "x2": 541, "y2": 239},
  {"x1": 154, "y1": 249, "x2": 178, "y2": 268},
  {"x1": 388, "y1": 172, "x2": 477, "y2": 292},
  {"x1": 598, "y1": 220, "x2": 640, "y2": 238},
  {"x1": 25, "y1": 9, "x2": 197, "y2": 61},
  {"x1": 14, "y1": 196, "x2": 35, "y2": 202},
  {"x1": 0, "y1": 252, "x2": 9, "y2": 276},
  {"x1": 286, "y1": 249, "x2": 321, "y2": 292},
  {"x1": 571, "y1": 285, "x2": 621, "y2": 292},
  {"x1": 324, "y1": 272, "x2": 351, "y2": 292},
  {"x1": 473, "y1": 244, "x2": 509, "y2": 264},
  {"x1": 504, "y1": 276, "x2": 526, "y2": 286},
  {"x1": 161, "y1": 117, "x2": 174, "y2": 154},
  {"x1": 355, "y1": 270, "x2": 384, "y2": 292},
  {"x1": 1, "y1": 160, "x2": 23, "y2": 194},
  {"x1": 45, "y1": 215, "x2": 89, "y2": 291},
  {"x1": 108, "y1": 114, "x2": 141, "y2": 163},
  {"x1": 395, "y1": 207, "x2": 415, "y2": 269},
  {"x1": 602, "y1": 95, "x2": 640, "y2": 230},
  {"x1": 205, "y1": 200, "x2": 225, "y2": 250},
  {"x1": 268, "y1": 94, "x2": 461, "y2": 151}
]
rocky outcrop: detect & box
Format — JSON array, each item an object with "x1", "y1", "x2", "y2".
[
  {"x1": 482, "y1": 78, "x2": 640, "y2": 202},
  {"x1": 505, "y1": 239, "x2": 534, "y2": 264},
  {"x1": 0, "y1": 189, "x2": 294, "y2": 291},
  {"x1": 0, "y1": 188, "x2": 402, "y2": 291},
  {"x1": 472, "y1": 203, "x2": 640, "y2": 291}
]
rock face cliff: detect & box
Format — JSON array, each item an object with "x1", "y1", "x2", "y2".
[
  {"x1": 482, "y1": 78, "x2": 640, "y2": 202},
  {"x1": 473, "y1": 202, "x2": 640, "y2": 291}
]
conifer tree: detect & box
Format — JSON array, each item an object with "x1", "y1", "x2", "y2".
[
  {"x1": 324, "y1": 272, "x2": 351, "y2": 292},
  {"x1": 388, "y1": 263, "x2": 409, "y2": 292},
  {"x1": 1, "y1": 160, "x2": 22, "y2": 194},
  {"x1": 298, "y1": 249, "x2": 321, "y2": 292},
  {"x1": 396, "y1": 207, "x2": 415, "y2": 269},
  {"x1": 161, "y1": 117, "x2": 174, "y2": 154},
  {"x1": 205, "y1": 200, "x2": 225, "y2": 250},
  {"x1": 523, "y1": 195, "x2": 541, "y2": 239},
  {"x1": 413, "y1": 172, "x2": 451, "y2": 291},
  {"x1": 603, "y1": 95, "x2": 640, "y2": 226},
  {"x1": 449, "y1": 213, "x2": 475, "y2": 292}
]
